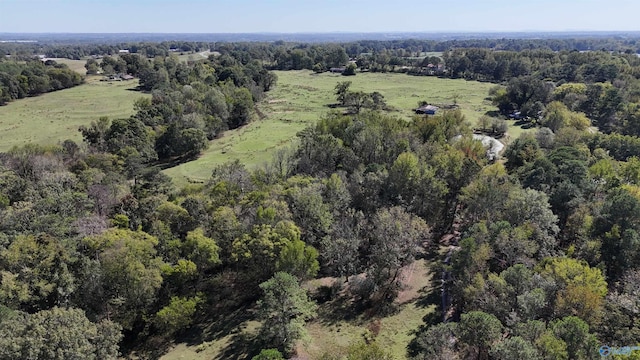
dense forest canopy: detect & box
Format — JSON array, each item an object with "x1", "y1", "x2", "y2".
[{"x1": 3, "y1": 36, "x2": 640, "y2": 359}]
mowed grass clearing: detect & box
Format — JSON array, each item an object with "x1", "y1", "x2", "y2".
[
  {"x1": 164, "y1": 70, "x2": 497, "y2": 186},
  {"x1": 176, "y1": 50, "x2": 219, "y2": 63},
  {"x1": 45, "y1": 58, "x2": 88, "y2": 74},
  {"x1": 0, "y1": 77, "x2": 149, "y2": 151}
]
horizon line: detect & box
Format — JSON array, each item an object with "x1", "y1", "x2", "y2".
[{"x1": 2, "y1": 30, "x2": 640, "y2": 35}]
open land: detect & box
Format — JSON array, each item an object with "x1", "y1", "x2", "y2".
[
  {"x1": 45, "y1": 58, "x2": 89, "y2": 74},
  {"x1": 0, "y1": 76, "x2": 148, "y2": 151},
  {"x1": 176, "y1": 50, "x2": 219, "y2": 62},
  {"x1": 0, "y1": 66, "x2": 523, "y2": 186},
  {"x1": 163, "y1": 70, "x2": 501, "y2": 186}
]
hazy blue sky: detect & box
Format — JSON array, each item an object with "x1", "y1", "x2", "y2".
[{"x1": 0, "y1": 0, "x2": 638, "y2": 33}]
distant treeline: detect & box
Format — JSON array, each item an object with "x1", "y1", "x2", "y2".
[
  {"x1": 2, "y1": 37, "x2": 640, "y2": 61},
  {"x1": 0, "y1": 59, "x2": 83, "y2": 105},
  {"x1": 450, "y1": 48, "x2": 640, "y2": 137},
  {"x1": 441, "y1": 48, "x2": 640, "y2": 82}
]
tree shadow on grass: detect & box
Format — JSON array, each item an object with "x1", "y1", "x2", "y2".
[
  {"x1": 510, "y1": 118, "x2": 540, "y2": 131},
  {"x1": 126, "y1": 334, "x2": 175, "y2": 360},
  {"x1": 154, "y1": 153, "x2": 202, "y2": 170},
  {"x1": 128, "y1": 303, "x2": 258, "y2": 360},
  {"x1": 133, "y1": 272, "x2": 263, "y2": 359},
  {"x1": 187, "y1": 273, "x2": 263, "y2": 346},
  {"x1": 415, "y1": 258, "x2": 442, "y2": 311},
  {"x1": 215, "y1": 331, "x2": 264, "y2": 360},
  {"x1": 415, "y1": 282, "x2": 441, "y2": 311},
  {"x1": 484, "y1": 110, "x2": 502, "y2": 117},
  {"x1": 312, "y1": 280, "x2": 397, "y2": 328},
  {"x1": 315, "y1": 293, "x2": 363, "y2": 327},
  {"x1": 177, "y1": 305, "x2": 256, "y2": 348}
]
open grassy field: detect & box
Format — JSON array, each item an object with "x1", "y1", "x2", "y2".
[
  {"x1": 164, "y1": 70, "x2": 498, "y2": 186},
  {"x1": 0, "y1": 77, "x2": 148, "y2": 151},
  {"x1": 160, "y1": 259, "x2": 435, "y2": 360},
  {"x1": 46, "y1": 58, "x2": 88, "y2": 74},
  {"x1": 176, "y1": 50, "x2": 219, "y2": 63}
]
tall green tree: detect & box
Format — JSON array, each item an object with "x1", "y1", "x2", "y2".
[
  {"x1": 366, "y1": 207, "x2": 430, "y2": 303},
  {"x1": 252, "y1": 349, "x2": 284, "y2": 360},
  {"x1": 457, "y1": 311, "x2": 503, "y2": 360},
  {"x1": 154, "y1": 295, "x2": 202, "y2": 335},
  {"x1": 334, "y1": 81, "x2": 352, "y2": 106},
  {"x1": 276, "y1": 238, "x2": 319, "y2": 280},
  {"x1": 411, "y1": 322, "x2": 459, "y2": 360},
  {"x1": 540, "y1": 258, "x2": 607, "y2": 326},
  {"x1": 257, "y1": 272, "x2": 317, "y2": 354},
  {"x1": 0, "y1": 233, "x2": 76, "y2": 311},
  {"x1": 550, "y1": 316, "x2": 599, "y2": 360},
  {"x1": 490, "y1": 337, "x2": 541, "y2": 360},
  {"x1": 81, "y1": 228, "x2": 165, "y2": 329}
]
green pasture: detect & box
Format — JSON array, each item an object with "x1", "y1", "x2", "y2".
[
  {"x1": 422, "y1": 51, "x2": 444, "y2": 58},
  {"x1": 175, "y1": 50, "x2": 218, "y2": 63},
  {"x1": 46, "y1": 58, "x2": 88, "y2": 74},
  {"x1": 407, "y1": 51, "x2": 444, "y2": 60},
  {"x1": 164, "y1": 70, "x2": 498, "y2": 186},
  {"x1": 0, "y1": 77, "x2": 148, "y2": 151}
]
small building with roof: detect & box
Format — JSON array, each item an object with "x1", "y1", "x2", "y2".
[{"x1": 415, "y1": 104, "x2": 439, "y2": 115}]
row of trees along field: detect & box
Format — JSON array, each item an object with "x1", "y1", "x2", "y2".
[
  {"x1": 79, "y1": 52, "x2": 276, "y2": 170},
  {"x1": 0, "y1": 58, "x2": 83, "y2": 105}
]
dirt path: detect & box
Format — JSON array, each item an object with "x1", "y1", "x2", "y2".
[{"x1": 396, "y1": 260, "x2": 423, "y2": 304}]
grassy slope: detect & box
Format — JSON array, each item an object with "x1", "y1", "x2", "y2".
[
  {"x1": 160, "y1": 259, "x2": 435, "y2": 360},
  {"x1": 0, "y1": 77, "x2": 149, "y2": 151},
  {"x1": 46, "y1": 58, "x2": 88, "y2": 74},
  {"x1": 299, "y1": 259, "x2": 435, "y2": 359},
  {"x1": 163, "y1": 70, "x2": 497, "y2": 186}
]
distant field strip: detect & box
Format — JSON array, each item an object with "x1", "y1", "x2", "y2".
[{"x1": 46, "y1": 58, "x2": 88, "y2": 74}]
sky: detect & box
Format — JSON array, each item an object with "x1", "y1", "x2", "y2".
[{"x1": 0, "y1": 0, "x2": 639, "y2": 33}]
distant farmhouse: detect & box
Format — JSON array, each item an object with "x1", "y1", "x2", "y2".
[
  {"x1": 426, "y1": 63, "x2": 445, "y2": 74},
  {"x1": 330, "y1": 67, "x2": 346, "y2": 74},
  {"x1": 118, "y1": 49, "x2": 130, "y2": 54},
  {"x1": 415, "y1": 104, "x2": 439, "y2": 115}
]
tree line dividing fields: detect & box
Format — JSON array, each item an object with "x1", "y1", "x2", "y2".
[
  {"x1": 162, "y1": 70, "x2": 497, "y2": 186},
  {"x1": 0, "y1": 63, "x2": 502, "y2": 187}
]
